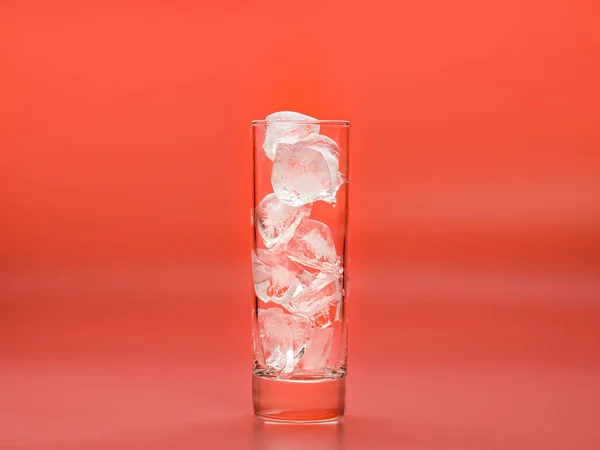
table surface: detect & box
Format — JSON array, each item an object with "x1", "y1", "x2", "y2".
[{"x1": 2, "y1": 271, "x2": 599, "y2": 450}]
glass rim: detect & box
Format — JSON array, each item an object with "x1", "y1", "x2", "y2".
[{"x1": 251, "y1": 119, "x2": 350, "y2": 126}]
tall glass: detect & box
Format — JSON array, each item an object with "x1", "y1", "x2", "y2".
[{"x1": 250, "y1": 118, "x2": 350, "y2": 422}]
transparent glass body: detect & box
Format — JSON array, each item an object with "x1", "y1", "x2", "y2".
[{"x1": 250, "y1": 119, "x2": 350, "y2": 422}]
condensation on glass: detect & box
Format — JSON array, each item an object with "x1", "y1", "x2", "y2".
[{"x1": 250, "y1": 117, "x2": 350, "y2": 422}]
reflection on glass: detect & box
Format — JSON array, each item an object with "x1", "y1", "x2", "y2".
[{"x1": 253, "y1": 419, "x2": 344, "y2": 450}]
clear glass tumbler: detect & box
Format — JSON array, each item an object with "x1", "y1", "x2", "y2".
[{"x1": 250, "y1": 118, "x2": 350, "y2": 422}]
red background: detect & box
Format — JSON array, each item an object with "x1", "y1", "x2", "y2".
[{"x1": 1, "y1": 1, "x2": 599, "y2": 448}]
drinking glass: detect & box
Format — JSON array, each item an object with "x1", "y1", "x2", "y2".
[{"x1": 250, "y1": 119, "x2": 350, "y2": 422}]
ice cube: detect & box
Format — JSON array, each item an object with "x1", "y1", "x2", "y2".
[
  {"x1": 252, "y1": 249, "x2": 311, "y2": 305},
  {"x1": 302, "y1": 133, "x2": 344, "y2": 189},
  {"x1": 271, "y1": 134, "x2": 344, "y2": 206},
  {"x1": 263, "y1": 111, "x2": 320, "y2": 161},
  {"x1": 284, "y1": 273, "x2": 343, "y2": 328},
  {"x1": 258, "y1": 308, "x2": 310, "y2": 376},
  {"x1": 284, "y1": 219, "x2": 339, "y2": 273},
  {"x1": 298, "y1": 327, "x2": 334, "y2": 372},
  {"x1": 255, "y1": 193, "x2": 311, "y2": 250}
]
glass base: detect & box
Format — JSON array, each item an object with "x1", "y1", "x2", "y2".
[{"x1": 253, "y1": 372, "x2": 346, "y2": 422}]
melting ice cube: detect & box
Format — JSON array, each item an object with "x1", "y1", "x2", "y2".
[
  {"x1": 283, "y1": 273, "x2": 343, "y2": 329},
  {"x1": 252, "y1": 249, "x2": 311, "y2": 305},
  {"x1": 255, "y1": 193, "x2": 311, "y2": 251},
  {"x1": 298, "y1": 327, "x2": 334, "y2": 372},
  {"x1": 263, "y1": 111, "x2": 319, "y2": 161},
  {"x1": 271, "y1": 134, "x2": 344, "y2": 206},
  {"x1": 284, "y1": 219, "x2": 339, "y2": 273},
  {"x1": 258, "y1": 308, "x2": 310, "y2": 376}
]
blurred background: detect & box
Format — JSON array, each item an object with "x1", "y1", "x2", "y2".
[{"x1": 1, "y1": 1, "x2": 599, "y2": 449}]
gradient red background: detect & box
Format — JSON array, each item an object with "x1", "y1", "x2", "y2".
[{"x1": 1, "y1": 1, "x2": 599, "y2": 448}]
